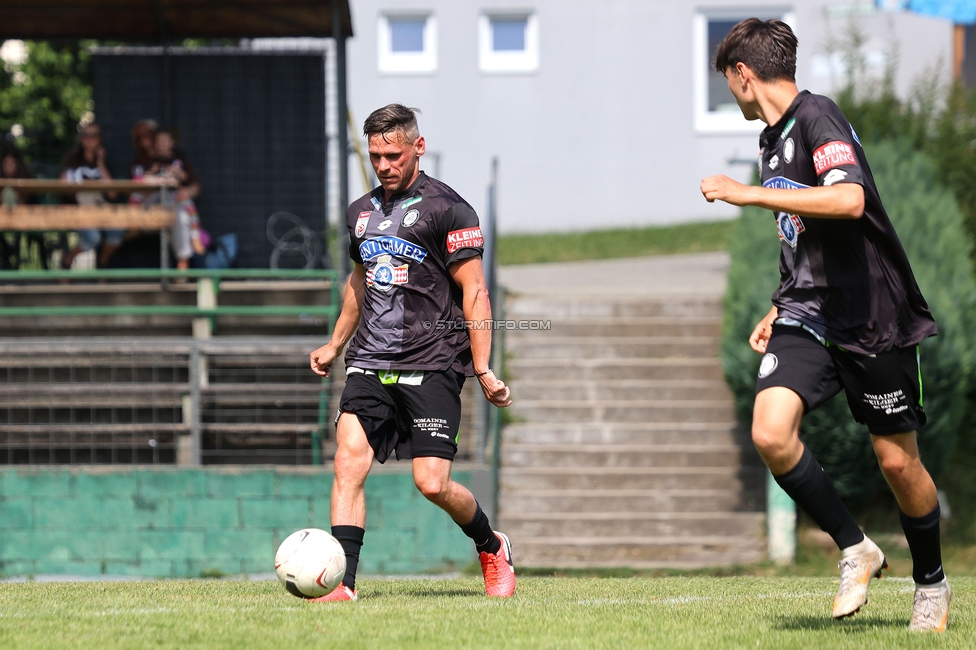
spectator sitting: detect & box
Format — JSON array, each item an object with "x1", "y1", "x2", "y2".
[
  {"x1": 129, "y1": 118, "x2": 158, "y2": 204},
  {"x1": 59, "y1": 123, "x2": 123, "y2": 269},
  {"x1": 0, "y1": 144, "x2": 37, "y2": 269},
  {"x1": 146, "y1": 128, "x2": 204, "y2": 270}
]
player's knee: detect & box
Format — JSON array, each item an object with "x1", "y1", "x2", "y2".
[
  {"x1": 414, "y1": 475, "x2": 448, "y2": 502},
  {"x1": 333, "y1": 448, "x2": 370, "y2": 486},
  {"x1": 751, "y1": 423, "x2": 786, "y2": 457},
  {"x1": 876, "y1": 452, "x2": 913, "y2": 482}
]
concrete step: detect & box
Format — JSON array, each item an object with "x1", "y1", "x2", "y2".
[
  {"x1": 506, "y1": 297, "x2": 723, "y2": 320},
  {"x1": 508, "y1": 400, "x2": 736, "y2": 424},
  {"x1": 502, "y1": 443, "x2": 744, "y2": 469},
  {"x1": 508, "y1": 536, "x2": 765, "y2": 569},
  {"x1": 508, "y1": 379, "x2": 731, "y2": 402},
  {"x1": 506, "y1": 358, "x2": 724, "y2": 381},
  {"x1": 501, "y1": 489, "x2": 759, "y2": 514},
  {"x1": 499, "y1": 466, "x2": 764, "y2": 492},
  {"x1": 506, "y1": 336, "x2": 718, "y2": 360},
  {"x1": 502, "y1": 422, "x2": 747, "y2": 446},
  {"x1": 496, "y1": 511, "x2": 765, "y2": 540},
  {"x1": 508, "y1": 317, "x2": 721, "y2": 338}
]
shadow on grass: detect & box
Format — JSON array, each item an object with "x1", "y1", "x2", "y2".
[{"x1": 775, "y1": 614, "x2": 903, "y2": 631}]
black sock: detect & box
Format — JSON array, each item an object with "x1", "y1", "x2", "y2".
[
  {"x1": 331, "y1": 525, "x2": 365, "y2": 591},
  {"x1": 773, "y1": 445, "x2": 865, "y2": 550},
  {"x1": 459, "y1": 504, "x2": 500, "y2": 554},
  {"x1": 900, "y1": 504, "x2": 944, "y2": 585}
]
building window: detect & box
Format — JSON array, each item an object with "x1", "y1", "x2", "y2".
[
  {"x1": 693, "y1": 10, "x2": 795, "y2": 132},
  {"x1": 378, "y1": 13, "x2": 437, "y2": 73},
  {"x1": 479, "y1": 13, "x2": 539, "y2": 73}
]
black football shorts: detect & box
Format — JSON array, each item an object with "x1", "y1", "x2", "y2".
[
  {"x1": 755, "y1": 324, "x2": 926, "y2": 435},
  {"x1": 336, "y1": 368, "x2": 465, "y2": 463}
]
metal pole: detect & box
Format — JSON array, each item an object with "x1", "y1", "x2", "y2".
[{"x1": 333, "y1": 1, "x2": 351, "y2": 277}]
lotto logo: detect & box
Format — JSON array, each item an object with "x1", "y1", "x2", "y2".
[
  {"x1": 813, "y1": 141, "x2": 856, "y2": 175},
  {"x1": 446, "y1": 227, "x2": 484, "y2": 253}
]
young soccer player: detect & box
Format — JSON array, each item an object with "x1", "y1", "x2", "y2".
[{"x1": 700, "y1": 18, "x2": 949, "y2": 632}]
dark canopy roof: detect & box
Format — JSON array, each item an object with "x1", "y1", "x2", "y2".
[{"x1": 0, "y1": 0, "x2": 353, "y2": 40}]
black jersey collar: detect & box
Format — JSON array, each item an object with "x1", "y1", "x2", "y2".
[
  {"x1": 763, "y1": 90, "x2": 810, "y2": 144},
  {"x1": 377, "y1": 171, "x2": 428, "y2": 208}
]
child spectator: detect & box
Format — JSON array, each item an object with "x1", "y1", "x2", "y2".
[{"x1": 147, "y1": 128, "x2": 205, "y2": 270}]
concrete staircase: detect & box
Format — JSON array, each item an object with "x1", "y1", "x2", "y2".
[{"x1": 496, "y1": 287, "x2": 767, "y2": 569}]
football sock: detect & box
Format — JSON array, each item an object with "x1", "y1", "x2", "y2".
[
  {"x1": 900, "y1": 504, "x2": 944, "y2": 585},
  {"x1": 773, "y1": 445, "x2": 865, "y2": 550},
  {"x1": 331, "y1": 525, "x2": 365, "y2": 591},
  {"x1": 459, "y1": 503, "x2": 501, "y2": 555}
]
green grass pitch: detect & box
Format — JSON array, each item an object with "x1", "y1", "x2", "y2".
[{"x1": 0, "y1": 576, "x2": 972, "y2": 649}]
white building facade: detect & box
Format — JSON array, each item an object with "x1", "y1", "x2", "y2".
[{"x1": 343, "y1": 1, "x2": 953, "y2": 233}]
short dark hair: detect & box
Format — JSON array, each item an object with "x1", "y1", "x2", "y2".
[
  {"x1": 363, "y1": 104, "x2": 421, "y2": 143},
  {"x1": 713, "y1": 18, "x2": 797, "y2": 82}
]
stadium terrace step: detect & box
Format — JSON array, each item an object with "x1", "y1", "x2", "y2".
[
  {"x1": 499, "y1": 511, "x2": 765, "y2": 541},
  {"x1": 508, "y1": 400, "x2": 736, "y2": 424},
  {"x1": 506, "y1": 296, "x2": 724, "y2": 320},
  {"x1": 502, "y1": 444, "x2": 747, "y2": 469},
  {"x1": 536, "y1": 317, "x2": 721, "y2": 338},
  {"x1": 496, "y1": 262, "x2": 765, "y2": 568},
  {"x1": 506, "y1": 357, "x2": 725, "y2": 381},
  {"x1": 499, "y1": 466, "x2": 762, "y2": 492},
  {"x1": 502, "y1": 488, "x2": 755, "y2": 514},
  {"x1": 510, "y1": 379, "x2": 729, "y2": 402},
  {"x1": 511, "y1": 536, "x2": 765, "y2": 569},
  {"x1": 505, "y1": 336, "x2": 718, "y2": 360},
  {"x1": 502, "y1": 422, "x2": 745, "y2": 446}
]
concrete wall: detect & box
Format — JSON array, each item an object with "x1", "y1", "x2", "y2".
[
  {"x1": 342, "y1": 1, "x2": 952, "y2": 233},
  {"x1": 0, "y1": 465, "x2": 490, "y2": 578}
]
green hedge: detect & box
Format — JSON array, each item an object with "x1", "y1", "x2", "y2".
[{"x1": 722, "y1": 140, "x2": 976, "y2": 509}]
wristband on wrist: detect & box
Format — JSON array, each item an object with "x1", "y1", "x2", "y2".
[{"x1": 475, "y1": 368, "x2": 491, "y2": 377}]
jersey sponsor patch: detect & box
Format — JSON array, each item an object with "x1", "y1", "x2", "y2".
[
  {"x1": 366, "y1": 256, "x2": 409, "y2": 292},
  {"x1": 768, "y1": 154, "x2": 779, "y2": 170},
  {"x1": 777, "y1": 213, "x2": 806, "y2": 248},
  {"x1": 813, "y1": 141, "x2": 857, "y2": 175},
  {"x1": 763, "y1": 176, "x2": 810, "y2": 191},
  {"x1": 377, "y1": 219, "x2": 393, "y2": 231},
  {"x1": 446, "y1": 227, "x2": 483, "y2": 254},
  {"x1": 355, "y1": 212, "x2": 371, "y2": 238},
  {"x1": 359, "y1": 236, "x2": 428, "y2": 263},
  {"x1": 823, "y1": 169, "x2": 848, "y2": 186}
]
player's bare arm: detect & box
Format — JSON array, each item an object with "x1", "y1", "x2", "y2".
[
  {"x1": 310, "y1": 263, "x2": 366, "y2": 377},
  {"x1": 700, "y1": 175, "x2": 864, "y2": 219},
  {"x1": 449, "y1": 256, "x2": 512, "y2": 408},
  {"x1": 749, "y1": 305, "x2": 779, "y2": 354}
]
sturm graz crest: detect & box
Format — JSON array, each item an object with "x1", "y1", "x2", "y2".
[
  {"x1": 758, "y1": 353, "x2": 779, "y2": 379},
  {"x1": 401, "y1": 209, "x2": 420, "y2": 227}
]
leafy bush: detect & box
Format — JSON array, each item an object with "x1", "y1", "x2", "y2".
[{"x1": 722, "y1": 141, "x2": 976, "y2": 510}]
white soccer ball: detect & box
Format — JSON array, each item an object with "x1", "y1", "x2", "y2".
[{"x1": 275, "y1": 528, "x2": 347, "y2": 598}]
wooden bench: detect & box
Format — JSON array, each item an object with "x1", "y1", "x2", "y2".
[{"x1": 0, "y1": 178, "x2": 179, "y2": 269}]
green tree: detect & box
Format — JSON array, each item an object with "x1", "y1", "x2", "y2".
[{"x1": 0, "y1": 41, "x2": 95, "y2": 172}]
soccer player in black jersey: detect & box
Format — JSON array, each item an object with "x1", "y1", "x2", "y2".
[
  {"x1": 701, "y1": 19, "x2": 949, "y2": 631},
  {"x1": 309, "y1": 104, "x2": 515, "y2": 601}
]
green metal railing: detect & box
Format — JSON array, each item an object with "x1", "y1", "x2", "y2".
[
  {"x1": 0, "y1": 268, "x2": 341, "y2": 320},
  {"x1": 0, "y1": 267, "x2": 343, "y2": 466}
]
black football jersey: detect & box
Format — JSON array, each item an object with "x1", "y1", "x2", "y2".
[
  {"x1": 343, "y1": 172, "x2": 483, "y2": 372},
  {"x1": 758, "y1": 91, "x2": 937, "y2": 354}
]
